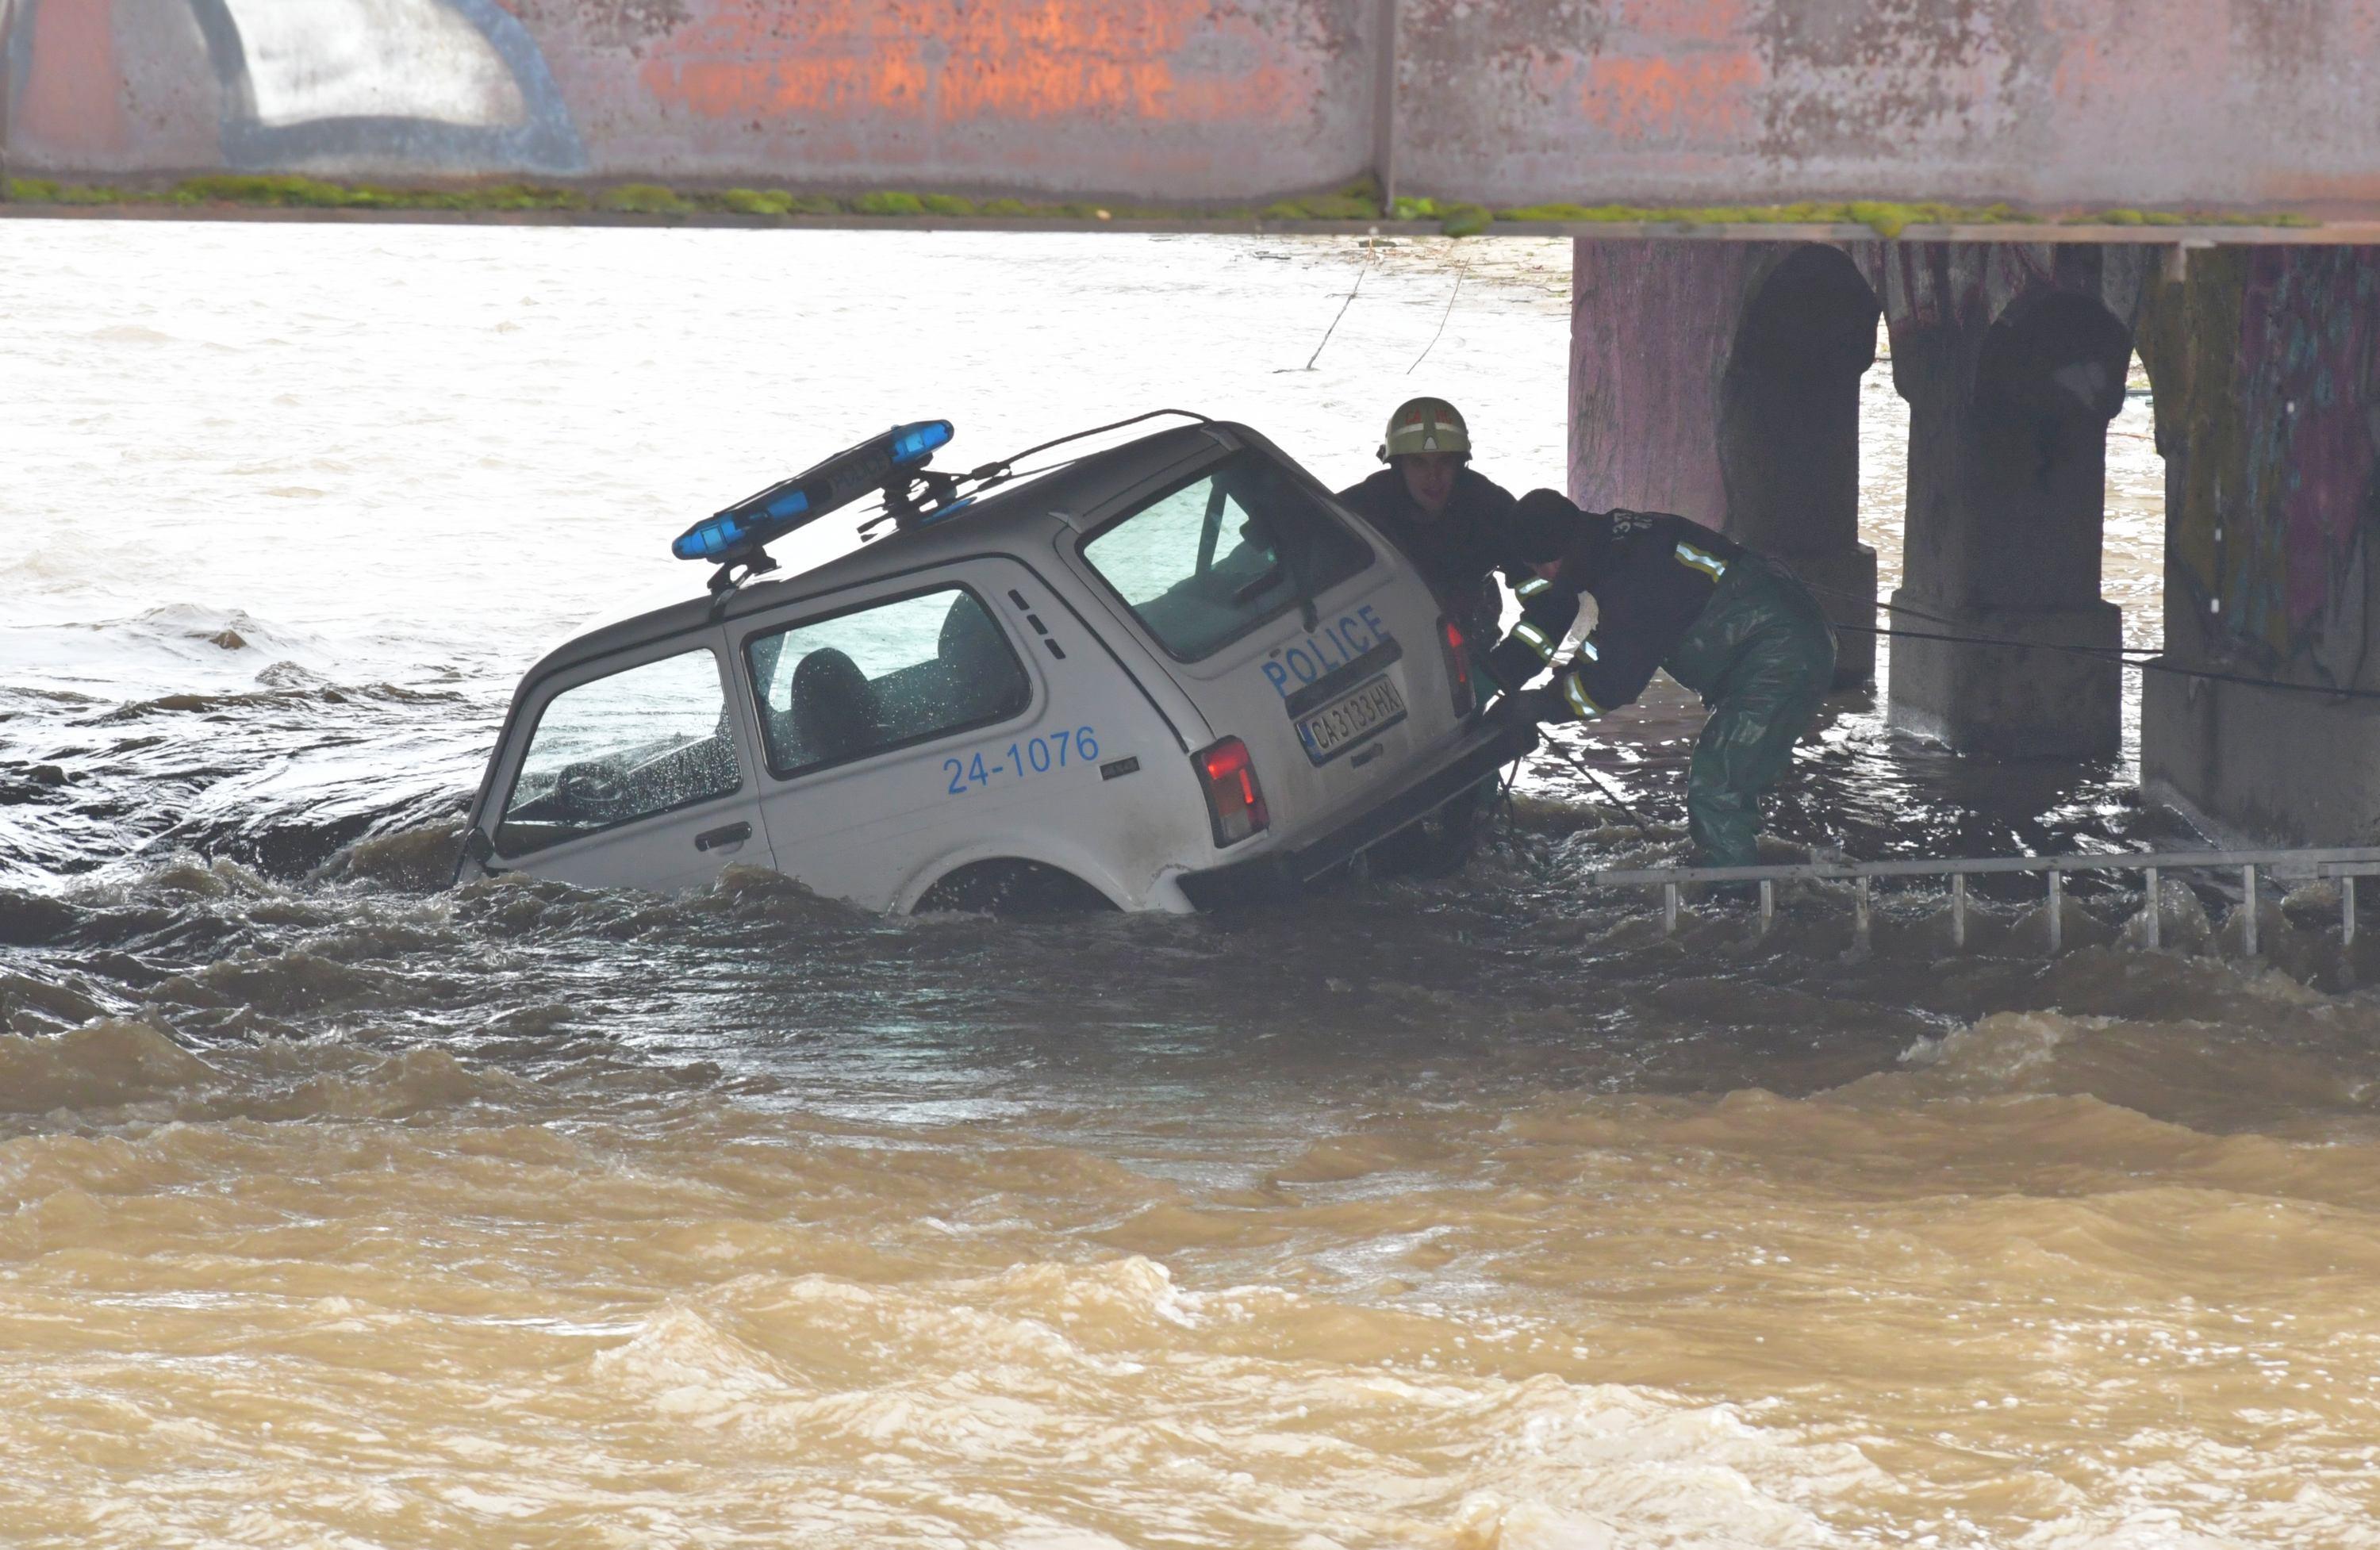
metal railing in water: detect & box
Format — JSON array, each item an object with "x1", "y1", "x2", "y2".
[{"x1": 1585, "y1": 846, "x2": 2380, "y2": 954}]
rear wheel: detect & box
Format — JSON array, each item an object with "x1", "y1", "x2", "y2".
[{"x1": 914, "y1": 859, "x2": 1117, "y2": 917}]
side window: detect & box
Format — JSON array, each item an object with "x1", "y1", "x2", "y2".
[
  {"x1": 497, "y1": 647, "x2": 740, "y2": 857},
  {"x1": 1081, "y1": 450, "x2": 1372, "y2": 662},
  {"x1": 745, "y1": 586, "x2": 1032, "y2": 777}
]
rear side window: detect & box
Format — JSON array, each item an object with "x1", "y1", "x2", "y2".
[
  {"x1": 1081, "y1": 450, "x2": 1372, "y2": 662},
  {"x1": 746, "y1": 586, "x2": 1031, "y2": 777},
  {"x1": 498, "y1": 647, "x2": 739, "y2": 857}
]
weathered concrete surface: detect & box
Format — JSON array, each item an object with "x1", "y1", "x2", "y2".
[
  {"x1": 2139, "y1": 246, "x2": 2380, "y2": 842},
  {"x1": 1568, "y1": 237, "x2": 1878, "y2": 685},
  {"x1": 1399, "y1": 0, "x2": 2380, "y2": 212},
  {"x1": 1859, "y1": 242, "x2": 2152, "y2": 756},
  {"x1": 10, "y1": 0, "x2": 2380, "y2": 211}
]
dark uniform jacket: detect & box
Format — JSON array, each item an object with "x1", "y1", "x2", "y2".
[
  {"x1": 1487, "y1": 505, "x2": 1743, "y2": 719},
  {"x1": 1335, "y1": 467, "x2": 1525, "y2": 639}
]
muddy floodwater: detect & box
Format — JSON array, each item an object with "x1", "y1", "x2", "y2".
[{"x1": 3, "y1": 224, "x2": 2377, "y2": 1548}]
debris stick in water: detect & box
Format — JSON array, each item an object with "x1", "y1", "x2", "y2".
[
  {"x1": 1296, "y1": 257, "x2": 1370, "y2": 371},
  {"x1": 1407, "y1": 262, "x2": 1466, "y2": 375}
]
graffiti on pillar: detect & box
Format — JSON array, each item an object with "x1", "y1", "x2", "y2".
[
  {"x1": 2236, "y1": 251, "x2": 2380, "y2": 669},
  {"x1": 4, "y1": 0, "x2": 585, "y2": 175},
  {"x1": 631, "y1": 0, "x2": 1334, "y2": 133},
  {"x1": 2141, "y1": 247, "x2": 2380, "y2": 684}
]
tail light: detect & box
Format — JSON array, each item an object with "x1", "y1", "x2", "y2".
[
  {"x1": 1438, "y1": 615, "x2": 1475, "y2": 716},
  {"x1": 1194, "y1": 737, "x2": 1269, "y2": 847}
]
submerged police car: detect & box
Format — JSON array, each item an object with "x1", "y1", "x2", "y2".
[{"x1": 457, "y1": 412, "x2": 1526, "y2": 911}]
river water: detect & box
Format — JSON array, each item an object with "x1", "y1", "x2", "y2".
[{"x1": 3, "y1": 223, "x2": 2376, "y2": 1548}]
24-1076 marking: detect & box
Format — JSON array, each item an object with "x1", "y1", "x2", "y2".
[{"x1": 945, "y1": 727, "x2": 1100, "y2": 795}]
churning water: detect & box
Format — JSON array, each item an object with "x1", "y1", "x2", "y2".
[{"x1": 2, "y1": 223, "x2": 2376, "y2": 1548}]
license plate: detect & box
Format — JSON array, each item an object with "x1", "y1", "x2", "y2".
[{"x1": 1296, "y1": 675, "x2": 1407, "y2": 763}]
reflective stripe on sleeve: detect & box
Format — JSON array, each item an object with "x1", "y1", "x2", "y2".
[
  {"x1": 1673, "y1": 542, "x2": 1728, "y2": 581},
  {"x1": 1560, "y1": 671, "x2": 1603, "y2": 720},
  {"x1": 1514, "y1": 576, "x2": 1551, "y2": 598},
  {"x1": 1513, "y1": 620, "x2": 1556, "y2": 660},
  {"x1": 1576, "y1": 637, "x2": 1600, "y2": 662}
]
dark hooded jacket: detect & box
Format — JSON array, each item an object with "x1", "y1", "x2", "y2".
[{"x1": 1486, "y1": 490, "x2": 1745, "y2": 712}]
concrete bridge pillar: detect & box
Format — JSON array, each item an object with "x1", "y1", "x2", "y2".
[
  {"x1": 2137, "y1": 246, "x2": 2380, "y2": 843},
  {"x1": 1861, "y1": 244, "x2": 2151, "y2": 758},
  {"x1": 1571, "y1": 239, "x2": 1879, "y2": 686}
]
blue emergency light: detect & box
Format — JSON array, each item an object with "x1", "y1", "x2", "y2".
[{"x1": 673, "y1": 419, "x2": 954, "y2": 566}]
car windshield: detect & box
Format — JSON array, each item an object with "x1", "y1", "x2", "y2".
[{"x1": 1081, "y1": 451, "x2": 1371, "y2": 662}]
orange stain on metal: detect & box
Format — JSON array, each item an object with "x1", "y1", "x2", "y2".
[
  {"x1": 1576, "y1": 50, "x2": 1763, "y2": 144},
  {"x1": 16, "y1": 0, "x2": 128, "y2": 154},
  {"x1": 1605, "y1": 0, "x2": 1762, "y2": 46},
  {"x1": 638, "y1": 0, "x2": 1319, "y2": 127}
]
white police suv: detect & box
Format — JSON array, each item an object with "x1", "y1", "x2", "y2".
[{"x1": 456, "y1": 412, "x2": 1526, "y2": 911}]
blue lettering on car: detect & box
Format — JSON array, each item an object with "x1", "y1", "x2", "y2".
[
  {"x1": 1261, "y1": 610, "x2": 1397, "y2": 700},
  {"x1": 941, "y1": 727, "x2": 1100, "y2": 795}
]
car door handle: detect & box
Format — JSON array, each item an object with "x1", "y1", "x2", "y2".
[{"x1": 695, "y1": 821, "x2": 752, "y2": 854}]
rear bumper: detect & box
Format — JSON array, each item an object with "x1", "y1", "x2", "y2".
[{"x1": 1177, "y1": 722, "x2": 1529, "y2": 908}]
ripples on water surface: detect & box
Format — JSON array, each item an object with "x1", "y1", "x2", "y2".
[{"x1": 2, "y1": 224, "x2": 2376, "y2": 1547}]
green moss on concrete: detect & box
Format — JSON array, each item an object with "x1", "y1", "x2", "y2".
[
  {"x1": 1261, "y1": 178, "x2": 1384, "y2": 221},
  {"x1": 0, "y1": 172, "x2": 2336, "y2": 236},
  {"x1": 51, "y1": 183, "x2": 135, "y2": 205},
  {"x1": 599, "y1": 183, "x2": 689, "y2": 214},
  {"x1": 711, "y1": 188, "x2": 793, "y2": 216},
  {"x1": 1486, "y1": 198, "x2": 2016, "y2": 237},
  {"x1": 177, "y1": 174, "x2": 380, "y2": 207}
]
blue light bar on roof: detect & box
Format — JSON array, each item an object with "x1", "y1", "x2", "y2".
[
  {"x1": 672, "y1": 419, "x2": 955, "y2": 566},
  {"x1": 889, "y1": 420, "x2": 953, "y2": 465}
]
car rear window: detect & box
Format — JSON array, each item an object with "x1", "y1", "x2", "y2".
[{"x1": 1081, "y1": 451, "x2": 1372, "y2": 662}]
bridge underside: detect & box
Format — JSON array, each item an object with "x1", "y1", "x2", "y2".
[{"x1": 7, "y1": 1, "x2": 2380, "y2": 223}]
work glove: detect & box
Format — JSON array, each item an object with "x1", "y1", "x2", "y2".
[
  {"x1": 1485, "y1": 686, "x2": 1564, "y2": 758},
  {"x1": 1491, "y1": 685, "x2": 1570, "y2": 727}
]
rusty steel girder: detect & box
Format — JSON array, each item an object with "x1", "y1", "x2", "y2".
[{"x1": 6, "y1": 1, "x2": 2379, "y2": 215}]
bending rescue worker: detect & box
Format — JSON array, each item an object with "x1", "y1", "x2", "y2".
[{"x1": 1487, "y1": 489, "x2": 1837, "y2": 870}]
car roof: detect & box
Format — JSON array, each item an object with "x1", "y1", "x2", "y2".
[{"x1": 520, "y1": 420, "x2": 1246, "y2": 684}]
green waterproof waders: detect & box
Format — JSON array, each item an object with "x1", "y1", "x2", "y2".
[{"x1": 1658, "y1": 557, "x2": 1836, "y2": 869}]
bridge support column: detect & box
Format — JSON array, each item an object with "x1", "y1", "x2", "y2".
[
  {"x1": 2137, "y1": 246, "x2": 2380, "y2": 843},
  {"x1": 1571, "y1": 239, "x2": 1879, "y2": 686},
  {"x1": 1871, "y1": 247, "x2": 2145, "y2": 757}
]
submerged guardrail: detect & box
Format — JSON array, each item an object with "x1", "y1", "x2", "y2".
[{"x1": 1586, "y1": 846, "x2": 2380, "y2": 954}]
